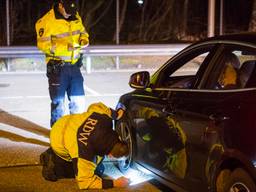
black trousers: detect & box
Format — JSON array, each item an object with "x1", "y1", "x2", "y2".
[
  {"x1": 42, "y1": 148, "x2": 75, "y2": 179},
  {"x1": 41, "y1": 148, "x2": 105, "y2": 180}
]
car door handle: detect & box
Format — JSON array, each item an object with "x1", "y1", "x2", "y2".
[
  {"x1": 209, "y1": 114, "x2": 230, "y2": 121},
  {"x1": 204, "y1": 126, "x2": 217, "y2": 135},
  {"x1": 162, "y1": 106, "x2": 175, "y2": 115}
]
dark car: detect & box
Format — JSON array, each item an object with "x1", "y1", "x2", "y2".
[{"x1": 115, "y1": 33, "x2": 256, "y2": 192}]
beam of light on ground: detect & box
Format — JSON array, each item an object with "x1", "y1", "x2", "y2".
[
  {"x1": 124, "y1": 168, "x2": 153, "y2": 186},
  {"x1": 104, "y1": 162, "x2": 153, "y2": 186}
]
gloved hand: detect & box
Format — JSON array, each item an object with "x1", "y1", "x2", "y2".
[
  {"x1": 113, "y1": 176, "x2": 130, "y2": 187},
  {"x1": 79, "y1": 39, "x2": 89, "y2": 48}
]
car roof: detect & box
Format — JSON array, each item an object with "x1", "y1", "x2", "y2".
[{"x1": 195, "y1": 32, "x2": 256, "y2": 45}]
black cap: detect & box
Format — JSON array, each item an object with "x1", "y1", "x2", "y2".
[{"x1": 61, "y1": 0, "x2": 77, "y2": 15}]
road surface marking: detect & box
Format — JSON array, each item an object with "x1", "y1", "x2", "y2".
[{"x1": 84, "y1": 85, "x2": 100, "y2": 96}]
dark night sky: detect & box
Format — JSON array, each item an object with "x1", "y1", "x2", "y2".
[{"x1": 0, "y1": 0, "x2": 254, "y2": 46}]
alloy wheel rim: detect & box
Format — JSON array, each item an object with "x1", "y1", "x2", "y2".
[{"x1": 230, "y1": 182, "x2": 250, "y2": 192}]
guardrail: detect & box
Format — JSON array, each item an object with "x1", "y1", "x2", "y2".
[
  {"x1": 0, "y1": 44, "x2": 189, "y2": 57},
  {"x1": 0, "y1": 44, "x2": 189, "y2": 73}
]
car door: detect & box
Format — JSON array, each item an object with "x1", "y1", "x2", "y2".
[
  {"x1": 165, "y1": 43, "x2": 256, "y2": 191},
  {"x1": 165, "y1": 88, "x2": 222, "y2": 191},
  {"x1": 130, "y1": 43, "x2": 218, "y2": 191}
]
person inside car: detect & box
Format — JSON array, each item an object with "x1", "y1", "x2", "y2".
[{"x1": 217, "y1": 52, "x2": 240, "y2": 89}]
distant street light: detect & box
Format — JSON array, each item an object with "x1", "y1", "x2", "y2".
[{"x1": 137, "y1": 0, "x2": 143, "y2": 5}]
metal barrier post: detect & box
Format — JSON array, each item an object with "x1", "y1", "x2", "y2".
[
  {"x1": 86, "y1": 56, "x2": 91, "y2": 74},
  {"x1": 5, "y1": 58, "x2": 10, "y2": 71},
  {"x1": 115, "y1": 56, "x2": 120, "y2": 70}
]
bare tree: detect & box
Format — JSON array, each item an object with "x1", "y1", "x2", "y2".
[
  {"x1": 132, "y1": 0, "x2": 208, "y2": 43},
  {"x1": 79, "y1": 0, "x2": 114, "y2": 32},
  {"x1": 135, "y1": 0, "x2": 183, "y2": 42},
  {"x1": 0, "y1": 0, "x2": 213, "y2": 45},
  {"x1": 181, "y1": 0, "x2": 189, "y2": 37},
  {"x1": 8, "y1": 0, "x2": 36, "y2": 45},
  {"x1": 0, "y1": 1, "x2": 5, "y2": 45}
]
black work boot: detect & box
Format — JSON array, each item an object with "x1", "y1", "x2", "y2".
[{"x1": 40, "y1": 148, "x2": 58, "y2": 182}]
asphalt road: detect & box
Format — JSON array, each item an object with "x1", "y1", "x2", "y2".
[
  {"x1": 0, "y1": 71, "x2": 135, "y2": 127},
  {"x1": 0, "y1": 71, "x2": 174, "y2": 192}
]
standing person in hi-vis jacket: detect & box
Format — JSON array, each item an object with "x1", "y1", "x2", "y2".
[{"x1": 35, "y1": 0, "x2": 89, "y2": 127}]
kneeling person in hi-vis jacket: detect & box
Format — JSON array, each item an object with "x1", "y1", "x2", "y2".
[{"x1": 40, "y1": 102, "x2": 129, "y2": 189}]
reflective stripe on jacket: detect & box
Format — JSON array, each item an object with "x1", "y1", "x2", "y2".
[
  {"x1": 50, "y1": 102, "x2": 119, "y2": 189},
  {"x1": 35, "y1": 8, "x2": 89, "y2": 64}
]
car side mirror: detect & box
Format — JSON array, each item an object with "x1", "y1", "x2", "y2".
[{"x1": 129, "y1": 71, "x2": 150, "y2": 89}]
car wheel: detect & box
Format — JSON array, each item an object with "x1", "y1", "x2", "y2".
[
  {"x1": 216, "y1": 168, "x2": 256, "y2": 192},
  {"x1": 115, "y1": 116, "x2": 136, "y2": 172}
]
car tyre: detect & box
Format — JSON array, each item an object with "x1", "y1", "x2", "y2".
[
  {"x1": 216, "y1": 168, "x2": 256, "y2": 192},
  {"x1": 115, "y1": 116, "x2": 136, "y2": 173}
]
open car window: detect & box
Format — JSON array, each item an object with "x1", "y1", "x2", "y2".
[
  {"x1": 156, "y1": 45, "x2": 215, "y2": 89},
  {"x1": 205, "y1": 45, "x2": 256, "y2": 90}
]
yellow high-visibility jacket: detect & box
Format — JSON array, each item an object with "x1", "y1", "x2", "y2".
[
  {"x1": 35, "y1": 7, "x2": 89, "y2": 64},
  {"x1": 50, "y1": 102, "x2": 119, "y2": 189}
]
